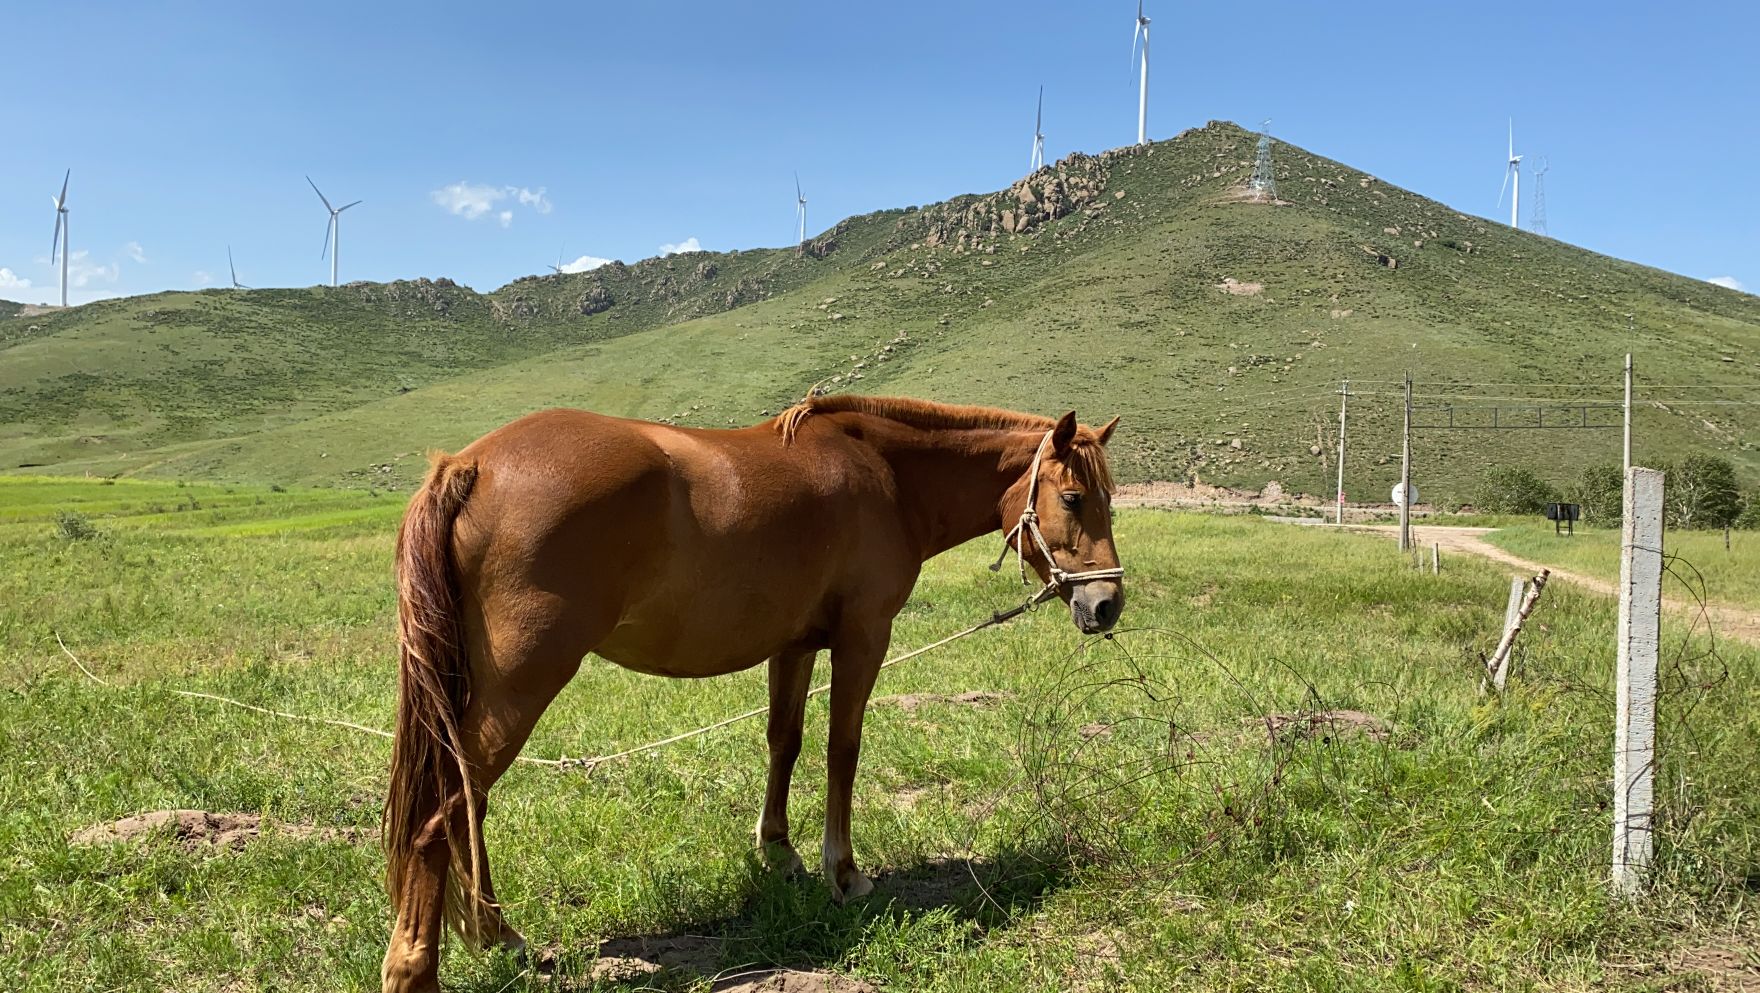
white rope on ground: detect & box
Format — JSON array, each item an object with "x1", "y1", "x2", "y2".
[
  {"x1": 58, "y1": 632, "x2": 394, "y2": 741},
  {"x1": 52, "y1": 583, "x2": 1061, "y2": 774}
]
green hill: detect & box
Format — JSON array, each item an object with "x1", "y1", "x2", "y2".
[{"x1": 5, "y1": 122, "x2": 1757, "y2": 503}]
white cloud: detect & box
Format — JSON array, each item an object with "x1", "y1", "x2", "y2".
[
  {"x1": 66, "y1": 251, "x2": 119, "y2": 288},
  {"x1": 194, "y1": 270, "x2": 214, "y2": 286},
  {"x1": 431, "y1": 181, "x2": 553, "y2": 227},
  {"x1": 1707, "y1": 275, "x2": 1745, "y2": 292},
  {"x1": 432, "y1": 181, "x2": 502, "y2": 220},
  {"x1": 659, "y1": 237, "x2": 702, "y2": 256},
  {"x1": 124, "y1": 241, "x2": 147, "y2": 264},
  {"x1": 513, "y1": 187, "x2": 552, "y2": 213},
  {"x1": 559, "y1": 254, "x2": 612, "y2": 273},
  {"x1": 0, "y1": 267, "x2": 30, "y2": 290}
]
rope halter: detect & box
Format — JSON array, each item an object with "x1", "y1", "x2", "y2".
[{"x1": 989, "y1": 428, "x2": 1126, "y2": 592}]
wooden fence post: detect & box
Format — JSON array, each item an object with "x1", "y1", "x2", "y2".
[
  {"x1": 1493, "y1": 577, "x2": 1526, "y2": 692},
  {"x1": 1612, "y1": 466, "x2": 1664, "y2": 896}
]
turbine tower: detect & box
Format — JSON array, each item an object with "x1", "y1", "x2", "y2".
[
  {"x1": 794, "y1": 173, "x2": 807, "y2": 247},
  {"x1": 1497, "y1": 120, "x2": 1522, "y2": 230},
  {"x1": 1131, "y1": 0, "x2": 1150, "y2": 146},
  {"x1": 49, "y1": 170, "x2": 70, "y2": 308},
  {"x1": 228, "y1": 246, "x2": 250, "y2": 289},
  {"x1": 1530, "y1": 157, "x2": 1549, "y2": 236},
  {"x1": 1030, "y1": 86, "x2": 1046, "y2": 171},
  {"x1": 307, "y1": 176, "x2": 362, "y2": 287}
]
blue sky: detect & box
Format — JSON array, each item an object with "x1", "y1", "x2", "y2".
[{"x1": 2, "y1": 1, "x2": 1755, "y2": 304}]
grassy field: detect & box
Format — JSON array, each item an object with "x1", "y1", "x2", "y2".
[
  {"x1": 1484, "y1": 520, "x2": 1760, "y2": 613},
  {"x1": 7, "y1": 123, "x2": 1758, "y2": 503},
  {"x1": 3, "y1": 479, "x2": 1757, "y2": 991}
]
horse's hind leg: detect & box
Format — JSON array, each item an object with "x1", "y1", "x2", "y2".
[
  {"x1": 757, "y1": 647, "x2": 816, "y2": 873},
  {"x1": 454, "y1": 604, "x2": 607, "y2": 957},
  {"x1": 382, "y1": 600, "x2": 604, "y2": 993}
]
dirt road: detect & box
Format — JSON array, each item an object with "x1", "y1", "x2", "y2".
[{"x1": 1296, "y1": 521, "x2": 1760, "y2": 646}]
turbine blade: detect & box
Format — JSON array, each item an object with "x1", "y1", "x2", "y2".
[
  {"x1": 795, "y1": 172, "x2": 802, "y2": 200},
  {"x1": 1497, "y1": 166, "x2": 1511, "y2": 208},
  {"x1": 1508, "y1": 118, "x2": 1513, "y2": 159},
  {"x1": 229, "y1": 246, "x2": 238, "y2": 284},
  {"x1": 1037, "y1": 85, "x2": 1043, "y2": 132},
  {"x1": 321, "y1": 215, "x2": 334, "y2": 260},
  {"x1": 58, "y1": 168, "x2": 70, "y2": 205},
  {"x1": 338, "y1": 200, "x2": 363, "y2": 212},
  {"x1": 306, "y1": 175, "x2": 334, "y2": 211},
  {"x1": 51, "y1": 216, "x2": 62, "y2": 263}
]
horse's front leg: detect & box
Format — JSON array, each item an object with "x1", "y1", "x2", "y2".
[
  {"x1": 821, "y1": 620, "x2": 889, "y2": 901},
  {"x1": 757, "y1": 648, "x2": 816, "y2": 874}
]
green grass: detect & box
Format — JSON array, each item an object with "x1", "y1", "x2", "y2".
[
  {"x1": 1484, "y1": 519, "x2": 1760, "y2": 612},
  {"x1": 7, "y1": 123, "x2": 1759, "y2": 504},
  {"x1": 2, "y1": 478, "x2": 1756, "y2": 991}
]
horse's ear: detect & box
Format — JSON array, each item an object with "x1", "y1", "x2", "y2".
[
  {"x1": 1051, "y1": 411, "x2": 1078, "y2": 455},
  {"x1": 1097, "y1": 416, "x2": 1121, "y2": 446}
]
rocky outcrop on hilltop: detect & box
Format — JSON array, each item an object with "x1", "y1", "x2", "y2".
[
  {"x1": 902, "y1": 148, "x2": 1128, "y2": 253},
  {"x1": 354, "y1": 277, "x2": 473, "y2": 318}
]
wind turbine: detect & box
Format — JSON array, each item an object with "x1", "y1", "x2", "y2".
[
  {"x1": 794, "y1": 173, "x2": 807, "y2": 246},
  {"x1": 1131, "y1": 0, "x2": 1150, "y2": 146},
  {"x1": 307, "y1": 176, "x2": 361, "y2": 287},
  {"x1": 1497, "y1": 120, "x2": 1522, "y2": 230},
  {"x1": 549, "y1": 248, "x2": 566, "y2": 275},
  {"x1": 1030, "y1": 85, "x2": 1046, "y2": 171},
  {"x1": 49, "y1": 170, "x2": 70, "y2": 308},
  {"x1": 228, "y1": 246, "x2": 251, "y2": 289}
]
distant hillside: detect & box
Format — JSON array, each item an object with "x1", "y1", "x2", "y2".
[
  {"x1": 0, "y1": 300, "x2": 23, "y2": 320},
  {"x1": 5, "y1": 122, "x2": 1757, "y2": 503}
]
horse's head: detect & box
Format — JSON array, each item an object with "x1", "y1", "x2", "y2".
[{"x1": 1002, "y1": 411, "x2": 1124, "y2": 634}]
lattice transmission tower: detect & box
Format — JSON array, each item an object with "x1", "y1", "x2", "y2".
[
  {"x1": 1530, "y1": 157, "x2": 1549, "y2": 236},
  {"x1": 1247, "y1": 119, "x2": 1277, "y2": 201}
]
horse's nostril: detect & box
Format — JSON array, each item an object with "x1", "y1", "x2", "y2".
[{"x1": 1095, "y1": 598, "x2": 1118, "y2": 625}]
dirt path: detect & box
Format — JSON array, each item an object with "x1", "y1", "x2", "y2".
[{"x1": 1298, "y1": 521, "x2": 1760, "y2": 646}]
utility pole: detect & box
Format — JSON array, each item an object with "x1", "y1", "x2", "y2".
[
  {"x1": 1623, "y1": 348, "x2": 1634, "y2": 475},
  {"x1": 1335, "y1": 380, "x2": 1349, "y2": 525},
  {"x1": 1399, "y1": 372, "x2": 1413, "y2": 553}
]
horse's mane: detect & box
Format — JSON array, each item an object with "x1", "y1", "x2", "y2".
[{"x1": 774, "y1": 394, "x2": 1113, "y2": 491}]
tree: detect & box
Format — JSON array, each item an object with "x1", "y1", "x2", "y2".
[
  {"x1": 1569, "y1": 463, "x2": 1624, "y2": 524},
  {"x1": 1665, "y1": 455, "x2": 1742, "y2": 530},
  {"x1": 1477, "y1": 467, "x2": 1559, "y2": 516}
]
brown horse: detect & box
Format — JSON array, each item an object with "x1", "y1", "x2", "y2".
[{"x1": 379, "y1": 395, "x2": 1125, "y2": 992}]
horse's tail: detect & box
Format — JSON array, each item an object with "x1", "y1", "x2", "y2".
[{"x1": 383, "y1": 452, "x2": 494, "y2": 945}]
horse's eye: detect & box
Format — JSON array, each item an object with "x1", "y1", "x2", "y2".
[{"x1": 1060, "y1": 492, "x2": 1082, "y2": 511}]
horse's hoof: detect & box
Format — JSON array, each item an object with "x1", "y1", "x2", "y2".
[
  {"x1": 762, "y1": 840, "x2": 805, "y2": 876},
  {"x1": 829, "y1": 867, "x2": 875, "y2": 903}
]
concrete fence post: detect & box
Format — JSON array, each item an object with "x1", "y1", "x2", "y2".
[{"x1": 1612, "y1": 466, "x2": 1664, "y2": 896}]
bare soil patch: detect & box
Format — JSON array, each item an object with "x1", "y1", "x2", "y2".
[
  {"x1": 1669, "y1": 928, "x2": 1760, "y2": 991},
  {"x1": 591, "y1": 934, "x2": 723, "y2": 983},
  {"x1": 69, "y1": 810, "x2": 368, "y2": 850},
  {"x1": 715, "y1": 970, "x2": 878, "y2": 993},
  {"x1": 589, "y1": 934, "x2": 876, "y2": 992},
  {"x1": 1250, "y1": 710, "x2": 1391, "y2": 743},
  {"x1": 870, "y1": 690, "x2": 1011, "y2": 713}
]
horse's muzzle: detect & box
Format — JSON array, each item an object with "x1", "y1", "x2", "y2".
[{"x1": 1070, "y1": 581, "x2": 1124, "y2": 634}]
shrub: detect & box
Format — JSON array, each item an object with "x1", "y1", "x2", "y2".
[
  {"x1": 1569, "y1": 463, "x2": 1624, "y2": 524},
  {"x1": 54, "y1": 511, "x2": 100, "y2": 542},
  {"x1": 1476, "y1": 467, "x2": 1559, "y2": 515},
  {"x1": 1665, "y1": 455, "x2": 1742, "y2": 530}
]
